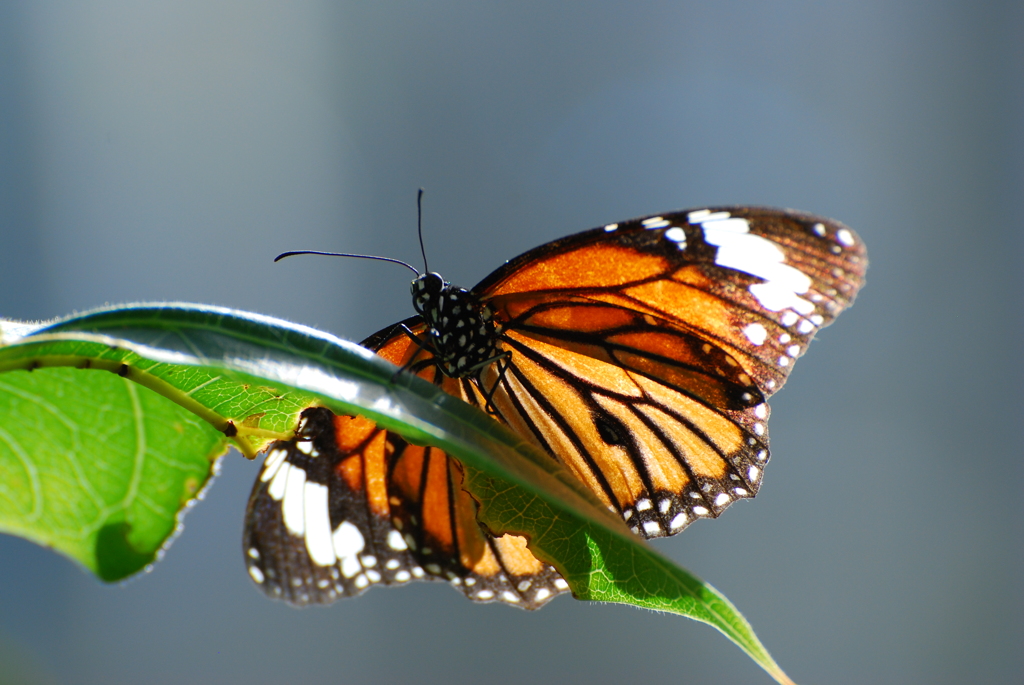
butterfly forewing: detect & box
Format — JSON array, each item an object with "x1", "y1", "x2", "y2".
[{"x1": 477, "y1": 207, "x2": 867, "y2": 398}]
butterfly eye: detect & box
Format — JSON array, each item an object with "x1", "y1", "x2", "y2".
[
  {"x1": 411, "y1": 273, "x2": 447, "y2": 312},
  {"x1": 416, "y1": 272, "x2": 444, "y2": 291}
]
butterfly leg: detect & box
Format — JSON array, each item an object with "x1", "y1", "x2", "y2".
[{"x1": 469, "y1": 352, "x2": 511, "y2": 416}]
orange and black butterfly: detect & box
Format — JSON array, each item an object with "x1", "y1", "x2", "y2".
[{"x1": 244, "y1": 206, "x2": 867, "y2": 609}]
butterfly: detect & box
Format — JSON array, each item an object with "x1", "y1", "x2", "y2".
[{"x1": 244, "y1": 206, "x2": 867, "y2": 609}]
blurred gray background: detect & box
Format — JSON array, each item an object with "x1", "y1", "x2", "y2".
[{"x1": 1, "y1": 2, "x2": 1021, "y2": 684}]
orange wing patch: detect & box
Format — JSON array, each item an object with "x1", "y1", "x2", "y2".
[
  {"x1": 491, "y1": 328, "x2": 766, "y2": 537},
  {"x1": 487, "y1": 243, "x2": 669, "y2": 296},
  {"x1": 334, "y1": 422, "x2": 392, "y2": 518}
]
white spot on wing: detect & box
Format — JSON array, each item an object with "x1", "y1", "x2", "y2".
[
  {"x1": 604, "y1": 223, "x2": 618, "y2": 232},
  {"x1": 642, "y1": 216, "x2": 670, "y2": 229},
  {"x1": 303, "y1": 481, "x2": 336, "y2": 566},
  {"x1": 387, "y1": 529, "x2": 408, "y2": 551},
  {"x1": 687, "y1": 209, "x2": 730, "y2": 223},
  {"x1": 341, "y1": 556, "x2": 361, "y2": 579},
  {"x1": 749, "y1": 281, "x2": 815, "y2": 314},
  {"x1": 670, "y1": 513, "x2": 688, "y2": 529},
  {"x1": 535, "y1": 588, "x2": 552, "y2": 601},
  {"x1": 260, "y1": 449, "x2": 288, "y2": 481},
  {"x1": 333, "y1": 521, "x2": 365, "y2": 559},
  {"x1": 248, "y1": 565, "x2": 265, "y2": 583},
  {"x1": 553, "y1": 578, "x2": 569, "y2": 591},
  {"x1": 664, "y1": 226, "x2": 687, "y2": 249},
  {"x1": 743, "y1": 323, "x2": 768, "y2": 346},
  {"x1": 268, "y1": 461, "x2": 290, "y2": 500},
  {"x1": 698, "y1": 214, "x2": 815, "y2": 313},
  {"x1": 282, "y1": 463, "x2": 307, "y2": 536},
  {"x1": 642, "y1": 520, "x2": 661, "y2": 535},
  {"x1": 837, "y1": 228, "x2": 855, "y2": 246},
  {"x1": 813, "y1": 223, "x2": 826, "y2": 236}
]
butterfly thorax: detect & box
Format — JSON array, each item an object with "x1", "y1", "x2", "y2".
[{"x1": 411, "y1": 272, "x2": 500, "y2": 378}]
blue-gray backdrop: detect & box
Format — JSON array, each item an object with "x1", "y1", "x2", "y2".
[{"x1": 1, "y1": 2, "x2": 1021, "y2": 684}]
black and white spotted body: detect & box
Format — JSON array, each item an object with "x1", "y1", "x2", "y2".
[{"x1": 411, "y1": 272, "x2": 501, "y2": 377}]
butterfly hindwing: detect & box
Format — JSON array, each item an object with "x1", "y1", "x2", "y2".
[
  {"x1": 479, "y1": 331, "x2": 768, "y2": 537},
  {"x1": 384, "y1": 435, "x2": 567, "y2": 607},
  {"x1": 244, "y1": 407, "x2": 419, "y2": 605},
  {"x1": 243, "y1": 338, "x2": 570, "y2": 609}
]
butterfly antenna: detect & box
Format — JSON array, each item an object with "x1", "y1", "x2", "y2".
[
  {"x1": 417, "y1": 188, "x2": 430, "y2": 274},
  {"x1": 274, "y1": 250, "x2": 420, "y2": 276}
]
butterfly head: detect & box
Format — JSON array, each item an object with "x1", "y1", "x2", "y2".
[{"x1": 411, "y1": 272, "x2": 447, "y2": 317}]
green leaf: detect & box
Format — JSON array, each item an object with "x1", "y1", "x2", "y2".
[
  {"x1": 0, "y1": 304, "x2": 794, "y2": 684},
  {"x1": 0, "y1": 366, "x2": 226, "y2": 581}
]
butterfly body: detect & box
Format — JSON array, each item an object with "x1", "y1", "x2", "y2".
[{"x1": 246, "y1": 206, "x2": 867, "y2": 608}]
